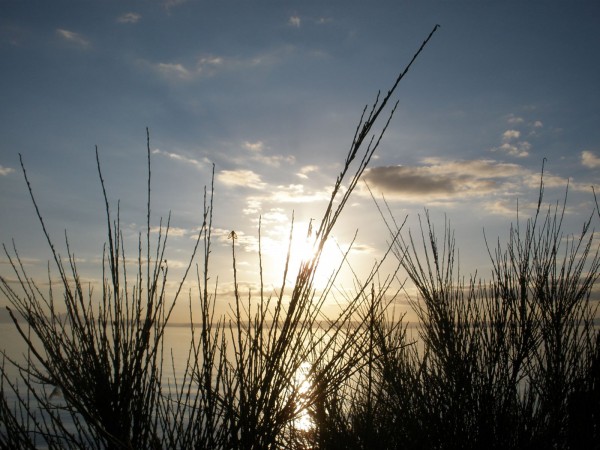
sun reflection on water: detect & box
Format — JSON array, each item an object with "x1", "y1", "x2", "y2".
[{"x1": 293, "y1": 361, "x2": 315, "y2": 433}]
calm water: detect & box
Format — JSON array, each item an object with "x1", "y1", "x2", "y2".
[{"x1": 0, "y1": 321, "x2": 318, "y2": 443}]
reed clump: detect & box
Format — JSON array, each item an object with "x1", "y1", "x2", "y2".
[{"x1": 1, "y1": 24, "x2": 599, "y2": 449}]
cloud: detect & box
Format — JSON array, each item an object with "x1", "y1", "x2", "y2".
[
  {"x1": 297, "y1": 165, "x2": 319, "y2": 179},
  {"x1": 196, "y1": 55, "x2": 223, "y2": 76},
  {"x1": 152, "y1": 148, "x2": 205, "y2": 170},
  {"x1": 243, "y1": 141, "x2": 295, "y2": 167},
  {"x1": 243, "y1": 141, "x2": 265, "y2": 152},
  {"x1": 155, "y1": 62, "x2": 192, "y2": 80},
  {"x1": 492, "y1": 126, "x2": 531, "y2": 157},
  {"x1": 362, "y1": 159, "x2": 528, "y2": 202},
  {"x1": 533, "y1": 120, "x2": 543, "y2": 128},
  {"x1": 243, "y1": 184, "x2": 332, "y2": 215},
  {"x1": 502, "y1": 130, "x2": 520, "y2": 141},
  {"x1": 150, "y1": 225, "x2": 189, "y2": 237},
  {"x1": 218, "y1": 169, "x2": 266, "y2": 190},
  {"x1": 213, "y1": 227, "x2": 260, "y2": 253},
  {"x1": 164, "y1": 0, "x2": 188, "y2": 10},
  {"x1": 362, "y1": 157, "x2": 589, "y2": 213},
  {"x1": 506, "y1": 114, "x2": 524, "y2": 124},
  {"x1": 142, "y1": 46, "x2": 298, "y2": 83},
  {"x1": 0, "y1": 165, "x2": 14, "y2": 176},
  {"x1": 117, "y1": 12, "x2": 141, "y2": 24},
  {"x1": 581, "y1": 150, "x2": 600, "y2": 168},
  {"x1": 145, "y1": 57, "x2": 223, "y2": 82},
  {"x1": 270, "y1": 184, "x2": 330, "y2": 203},
  {"x1": 56, "y1": 29, "x2": 90, "y2": 48},
  {"x1": 289, "y1": 16, "x2": 301, "y2": 27},
  {"x1": 494, "y1": 141, "x2": 531, "y2": 158}
]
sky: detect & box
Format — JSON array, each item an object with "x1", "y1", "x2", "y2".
[{"x1": 1, "y1": 0, "x2": 600, "y2": 322}]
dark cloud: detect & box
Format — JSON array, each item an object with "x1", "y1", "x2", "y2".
[
  {"x1": 362, "y1": 160, "x2": 511, "y2": 201},
  {"x1": 364, "y1": 166, "x2": 458, "y2": 195}
]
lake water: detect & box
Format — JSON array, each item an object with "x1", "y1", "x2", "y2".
[{"x1": 0, "y1": 321, "x2": 320, "y2": 445}]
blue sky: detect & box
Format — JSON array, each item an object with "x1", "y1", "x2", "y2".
[{"x1": 1, "y1": 0, "x2": 599, "y2": 320}]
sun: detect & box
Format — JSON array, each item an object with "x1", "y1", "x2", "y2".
[
  {"x1": 259, "y1": 219, "x2": 350, "y2": 291},
  {"x1": 286, "y1": 227, "x2": 345, "y2": 291}
]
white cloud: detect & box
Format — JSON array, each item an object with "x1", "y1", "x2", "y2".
[
  {"x1": 494, "y1": 142, "x2": 530, "y2": 158},
  {"x1": 297, "y1": 165, "x2": 319, "y2": 179},
  {"x1": 581, "y1": 150, "x2": 600, "y2": 168},
  {"x1": 506, "y1": 114, "x2": 524, "y2": 124},
  {"x1": 270, "y1": 184, "x2": 330, "y2": 203},
  {"x1": 243, "y1": 141, "x2": 265, "y2": 152},
  {"x1": 152, "y1": 148, "x2": 205, "y2": 170},
  {"x1": 218, "y1": 169, "x2": 266, "y2": 190},
  {"x1": 289, "y1": 16, "x2": 301, "y2": 27},
  {"x1": 243, "y1": 140, "x2": 295, "y2": 167},
  {"x1": 156, "y1": 62, "x2": 192, "y2": 80},
  {"x1": 243, "y1": 183, "x2": 332, "y2": 215},
  {"x1": 502, "y1": 130, "x2": 520, "y2": 141},
  {"x1": 213, "y1": 227, "x2": 259, "y2": 253},
  {"x1": 493, "y1": 127, "x2": 531, "y2": 158},
  {"x1": 198, "y1": 56, "x2": 223, "y2": 66},
  {"x1": 533, "y1": 120, "x2": 543, "y2": 128},
  {"x1": 0, "y1": 165, "x2": 14, "y2": 176},
  {"x1": 196, "y1": 56, "x2": 223, "y2": 76},
  {"x1": 117, "y1": 12, "x2": 141, "y2": 24},
  {"x1": 142, "y1": 47, "x2": 297, "y2": 83},
  {"x1": 150, "y1": 225, "x2": 188, "y2": 237},
  {"x1": 56, "y1": 29, "x2": 90, "y2": 48},
  {"x1": 145, "y1": 57, "x2": 222, "y2": 82}
]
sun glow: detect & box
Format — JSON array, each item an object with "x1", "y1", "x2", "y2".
[
  {"x1": 257, "y1": 219, "x2": 352, "y2": 292},
  {"x1": 287, "y1": 230, "x2": 346, "y2": 291}
]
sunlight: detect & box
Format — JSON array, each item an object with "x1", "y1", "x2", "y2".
[
  {"x1": 293, "y1": 361, "x2": 314, "y2": 433},
  {"x1": 259, "y1": 219, "x2": 347, "y2": 291},
  {"x1": 286, "y1": 226, "x2": 345, "y2": 291}
]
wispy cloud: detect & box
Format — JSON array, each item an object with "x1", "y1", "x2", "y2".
[
  {"x1": 289, "y1": 15, "x2": 301, "y2": 28},
  {"x1": 152, "y1": 148, "x2": 205, "y2": 170},
  {"x1": 0, "y1": 165, "x2": 14, "y2": 176},
  {"x1": 142, "y1": 46, "x2": 298, "y2": 83},
  {"x1": 117, "y1": 12, "x2": 141, "y2": 24},
  {"x1": 164, "y1": 0, "x2": 189, "y2": 10},
  {"x1": 150, "y1": 225, "x2": 189, "y2": 237},
  {"x1": 243, "y1": 141, "x2": 295, "y2": 167},
  {"x1": 56, "y1": 29, "x2": 90, "y2": 48},
  {"x1": 506, "y1": 114, "x2": 524, "y2": 124},
  {"x1": 213, "y1": 227, "x2": 260, "y2": 253},
  {"x1": 581, "y1": 150, "x2": 600, "y2": 169},
  {"x1": 155, "y1": 62, "x2": 192, "y2": 80},
  {"x1": 494, "y1": 141, "x2": 531, "y2": 158},
  {"x1": 144, "y1": 55, "x2": 224, "y2": 82},
  {"x1": 297, "y1": 165, "x2": 319, "y2": 179},
  {"x1": 269, "y1": 184, "x2": 330, "y2": 204},
  {"x1": 243, "y1": 141, "x2": 265, "y2": 152},
  {"x1": 243, "y1": 183, "x2": 331, "y2": 215},
  {"x1": 218, "y1": 169, "x2": 267, "y2": 190}
]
